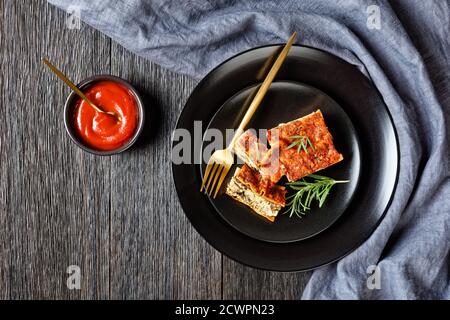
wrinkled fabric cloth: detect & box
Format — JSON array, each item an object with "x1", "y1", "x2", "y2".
[{"x1": 48, "y1": 0, "x2": 450, "y2": 299}]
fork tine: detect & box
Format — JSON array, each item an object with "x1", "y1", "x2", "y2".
[
  {"x1": 213, "y1": 165, "x2": 231, "y2": 198},
  {"x1": 207, "y1": 165, "x2": 224, "y2": 196},
  {"x1": 204, "y1": 163, "x2": 219, "y2": 194},
  {"x1": 200, "y1": 160, "x2": 214, "y2": 192}
]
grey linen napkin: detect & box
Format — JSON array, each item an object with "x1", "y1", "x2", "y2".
[{"x1": 48, "y1": 0, "x2": 450, "y2": 299}]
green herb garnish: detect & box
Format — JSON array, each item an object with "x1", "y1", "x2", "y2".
[
  {"x1": 286, "y1": 135, "x2": 315, "y2": 154},
  {"x1": 285, "y1": 174, "x2": 349, "y2": 218}
]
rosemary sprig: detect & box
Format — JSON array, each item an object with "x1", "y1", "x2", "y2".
[
  {"x1": 285, "y1": 174, "x2": 349, "y2": 218},
  {"x1": 286, "y1": 135, "x2": 315, "y2": 154}
]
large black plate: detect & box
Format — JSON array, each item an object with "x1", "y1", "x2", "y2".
[{"x1": 172, "y1": 45, "x2": 399, "y2": 271}]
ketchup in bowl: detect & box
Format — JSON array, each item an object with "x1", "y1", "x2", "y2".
[{"x1": 72, "y1": 80, "x2": 139, "y2": 151}]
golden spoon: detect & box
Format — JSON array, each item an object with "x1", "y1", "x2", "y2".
[{"x1": 42, "y1": 58, "x2": 119, "y2": 119}]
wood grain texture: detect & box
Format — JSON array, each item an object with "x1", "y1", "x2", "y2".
[
  {"x1": 223, "y1": 257, "x2": 311, "y2": 299},
  {"x1": 2, "y1": 0, "x2": 110, "y2": 299},
  {"x1": 1, "y1": 0, "x2": 312, "y2": 299},
  {"x1": 109, "y1": 44, "x2": 222, "y2": 299},
  {"x1": 0, "y1": 0, "x2": 9, "y2": 299}
]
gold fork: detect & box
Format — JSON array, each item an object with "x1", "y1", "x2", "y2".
[{"x1": 200, "y1": 31, "x2": 298, "y2": 198}]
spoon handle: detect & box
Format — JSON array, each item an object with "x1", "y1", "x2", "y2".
[{"x1": 42, "y1": 58, "x2": 107, "y2": 114}]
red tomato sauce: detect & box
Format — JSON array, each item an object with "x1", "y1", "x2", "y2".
[{"x1": 73, "y1": 81, "x2": 138, "y2": 151}]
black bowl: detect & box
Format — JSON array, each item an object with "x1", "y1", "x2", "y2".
[{"x1": 63, "y1": 74, "x2": 145, "y2": 156}]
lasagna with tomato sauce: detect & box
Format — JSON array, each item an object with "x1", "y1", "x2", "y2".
[
  {"x1": 225, "y1": 164, "x2": 286, "y2": 221},
  {"x1": 267, "y1": 110, "x2": 343, "y2": 182},
  {"x1": 228, "y1": 109, "x2": 343, "y2": 222}
]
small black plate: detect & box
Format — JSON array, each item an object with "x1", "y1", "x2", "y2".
[
  {"x1": 172, "y1": 44, "x2": 399, "y2": 271},
  {"x1": 204, "y1": 81, "x2": 361, "y2": 242}
]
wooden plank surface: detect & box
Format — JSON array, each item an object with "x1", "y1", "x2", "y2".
[
  {"x1": 0, "y1": 0, "x2": 9, "y2": 300},
  {"x1": 1, "y1": 0, "x2": 111, "y2": 299},
  {"x1": 108, "y1": 44, "x2": 222, "y2": 299},
  {"x1": 0, "y1": 0, "x2": 311, "y2": 299},
  {"x1": 223, "y1": 258, "x2": 311, "y2": 299}
]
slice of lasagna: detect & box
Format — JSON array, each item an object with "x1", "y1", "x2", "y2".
[
  {"x1": 233, "y1": 130, "x2": 285, "y2": 182},
  {"x1": 225, "y1": 164, "x2": 286, "y2": 222},
  {"x1": 267, "y1": 110, "x2": 343, "y2": 182},
  {"x1": 233, "y1": 130, "x2": 268, "y2": 170},
  {"x1": 234, "y1": 110, "x2": 343, "y2": 183}
]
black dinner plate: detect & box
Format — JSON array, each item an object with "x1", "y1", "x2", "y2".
[
  {"x1": 172, "y1": 44, "x2": 399, "y2": 271},
  {"x1": 205, "y1": 81, "x2": 361, "y2": 242}
]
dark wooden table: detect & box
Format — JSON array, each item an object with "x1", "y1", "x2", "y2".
[{"x1": 0, "y1": 0, "x2": 311, "y2": 299}]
